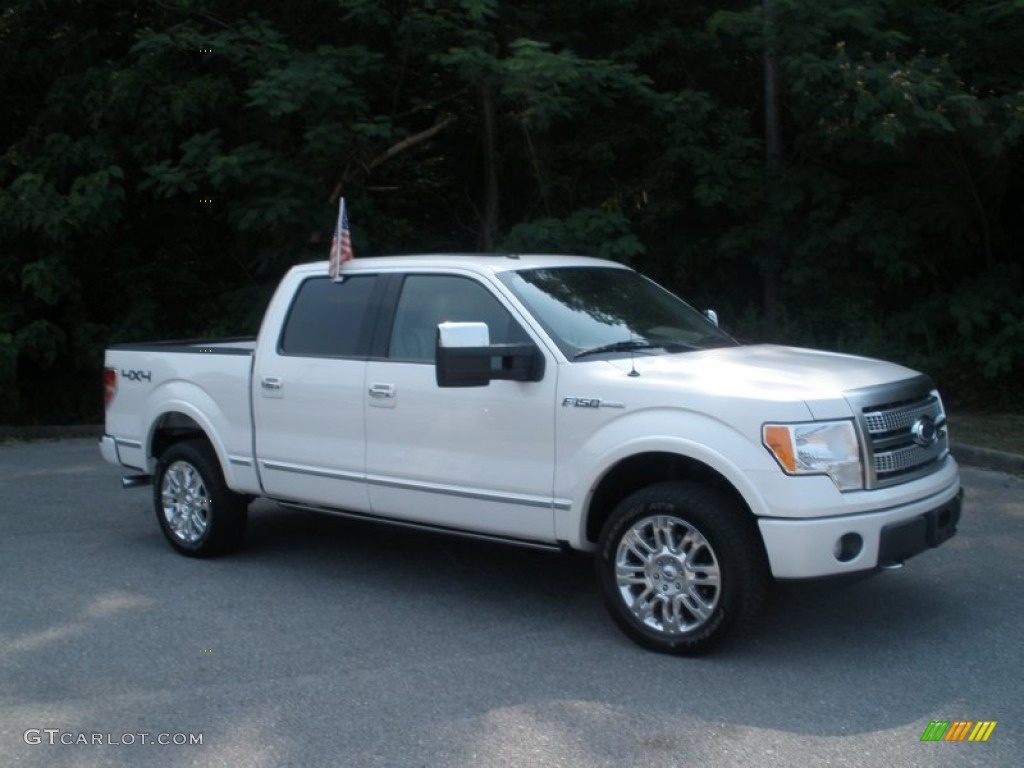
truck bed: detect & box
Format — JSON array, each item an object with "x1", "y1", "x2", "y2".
[{"x1": 103, "y1": 338, "x2": 258, "y2": 491}]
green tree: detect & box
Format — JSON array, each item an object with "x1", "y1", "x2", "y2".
[
  {"x1": 1, "y1": 0, "x2": 1021, "y2": 423},
  {"x1": 708, "y1": 0, "x2": 1024, "y2": 404}
]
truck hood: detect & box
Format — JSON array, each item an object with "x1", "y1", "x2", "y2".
[{"x1": 605, "y1": 344, "x2": 924, "y2": 404}]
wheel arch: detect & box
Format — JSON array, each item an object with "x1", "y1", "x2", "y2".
[
  {"x1": 148, "y1": 411, "x2": 213, "y2": 466},
  {"x1": 583, "y1": 451, "x2": 763, "y2": 548}
]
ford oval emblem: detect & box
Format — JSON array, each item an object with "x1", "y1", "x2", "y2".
[{"x1": 911, "y1": 415, "x2": 938, "y2": 447}]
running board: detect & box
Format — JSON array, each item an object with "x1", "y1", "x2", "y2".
[{"x1": 275, "y1": 500, "x2": 567, "y2": 553}]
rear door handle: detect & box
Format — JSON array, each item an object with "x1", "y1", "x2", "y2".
[{"x1": 260, "y1": 376, "x2": 284, "y2": 399}]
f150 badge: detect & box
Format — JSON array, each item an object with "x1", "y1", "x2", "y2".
[
  {"x1": 562, "y1": 397, "x2": 624, "y2": 409},
  {"x1": 121, "y1": 369, "x2": 152, "y2": 382}
]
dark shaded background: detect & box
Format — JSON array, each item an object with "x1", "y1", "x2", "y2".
[{"x1": 2, "y1": 0, "x2": 1021, "y2": 423}]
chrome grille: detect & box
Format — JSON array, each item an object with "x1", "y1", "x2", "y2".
[
  {"x1": 875, "y1": 440, "x2": 947, "y2": 475},
  {"x1": 863, "y1": 396, "x2": 940, "y2": 434},
  {"x1": 847, "y1": 378, "x2": 950, "y2": 489}
]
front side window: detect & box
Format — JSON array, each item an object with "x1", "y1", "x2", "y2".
[
  {"x1": 279, "y1": 275, "x2": 376, "y2": 357},
  {"x1": 498, "y1": 267, "x2": 736, "y2": 359},
  {"x1": 387, "y1": 274, "x2": 529, "y2": 361}
]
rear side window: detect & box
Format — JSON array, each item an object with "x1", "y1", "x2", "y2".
[{"x1": 279, "y1": 276, "x2": 376, "y2": 357}]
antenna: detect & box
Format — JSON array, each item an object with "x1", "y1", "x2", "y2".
[{"x1": 628, "y1": 330, "x2": 640, "y2": 377}]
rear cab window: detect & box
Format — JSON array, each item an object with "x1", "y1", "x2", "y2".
[{"x1": 278, "y1": 275, "x2": 378, "y2": 358}]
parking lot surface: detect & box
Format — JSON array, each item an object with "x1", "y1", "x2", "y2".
[{"x1": 1, "y1": 439, "x2": 1020, "y2": 767}]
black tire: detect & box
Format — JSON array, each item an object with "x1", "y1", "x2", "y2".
[
  {"x1": 153, "y1": 439, "x2": 247, "y2": 558},
  {"x1": 596, "y1": 480, "x2": 768, "y2": 655}
]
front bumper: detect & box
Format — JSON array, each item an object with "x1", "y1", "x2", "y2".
[
  {"x1": 877, "y1": 490, "x2": 961, "y2": 566},
  {"x1": 758, "y1": 482, "x2": 963, "y2": 579}
]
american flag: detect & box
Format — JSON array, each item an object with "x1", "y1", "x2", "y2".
[{"x1": 328, "y1": 197, "x2": 354, "y2": 279}]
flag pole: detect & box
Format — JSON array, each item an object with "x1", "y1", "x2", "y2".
[{"x1": 328, "y1": 197, "x2": 354, "y2": 279}]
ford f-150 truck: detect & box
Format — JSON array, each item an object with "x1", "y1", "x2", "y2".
[{"x1": 100, "y1": 254, "x2": 962, "y2": 654}]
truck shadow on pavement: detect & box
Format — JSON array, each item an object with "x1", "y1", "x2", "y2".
[{"x1": 238, "y1": 498, "x2": 973, "y2": 662}]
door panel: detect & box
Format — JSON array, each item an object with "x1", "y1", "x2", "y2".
[
  {"x1": 253, "y1": 275, "x2": 377, "y2": 510},
  {"x1": 364, "y1": 274, "x2": 558, "y2": 541}
]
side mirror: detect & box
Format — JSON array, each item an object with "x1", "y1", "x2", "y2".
[
  {"x1": 703, "y1": 309, "x2": 719, "y2": 327},
  {"x1": 436, "y1": 322, "x2": 545, "y2": 387}
]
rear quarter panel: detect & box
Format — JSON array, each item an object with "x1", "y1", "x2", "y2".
[{"x1": 104, "y1": 347, "x2": 259, "y2": 492}]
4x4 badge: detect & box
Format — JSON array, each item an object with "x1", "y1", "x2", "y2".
[{"x1": 121, "y1": 369, "x2": 152, "y2": 383}]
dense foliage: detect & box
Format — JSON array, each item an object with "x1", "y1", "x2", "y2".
[{"x1": 1, "y1": 0, "x2": 1021, "y2": 423}]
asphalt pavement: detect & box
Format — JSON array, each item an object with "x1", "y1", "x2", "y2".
[{"x1": 1, "y1": 439, "x2": 1021, "y2": 767}]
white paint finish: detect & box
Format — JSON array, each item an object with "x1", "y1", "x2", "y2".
[
  {"x1": 604, "y1": 343, "x2": 921, "y2": 403},
  {"x1": 758, "y1": 476, "x2": 963, "y2": 578},
  {"x1": 104, "y1": 345, "x2": 258, "y2": 488},
  {"x1": 363, "y1": 359, "x2": 558, "y2": 540},
  {"x1": 251, "y1": 353, "x2": 370, "y2": 511}
]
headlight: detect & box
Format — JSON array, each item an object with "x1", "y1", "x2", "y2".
[{"x1": 763, "y1": 420, "x2": 863, "y2": 491}]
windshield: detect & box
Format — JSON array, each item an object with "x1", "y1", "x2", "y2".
[{"x1": 498, "y1": 266, "x2": 737, "y2": 359}]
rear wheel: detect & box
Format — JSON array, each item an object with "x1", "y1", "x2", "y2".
[
  {"x1": 596, "y1": 481, "x2": 768, "y2": 655},
  {"x1": 153, "y1": 439, "x2": 247, "y2": 557}
]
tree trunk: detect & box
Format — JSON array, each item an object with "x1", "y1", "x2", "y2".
[
  {"x1": 480, "y1": 84, "x2": 499, "y2": 252},
  {"x1": 762, "y1": 0, "x2": 782, "y2": 337}
]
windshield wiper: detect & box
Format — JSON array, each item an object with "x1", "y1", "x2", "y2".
[{"x1": 574, "y1": 340, "x2": 664, "y2": 360}]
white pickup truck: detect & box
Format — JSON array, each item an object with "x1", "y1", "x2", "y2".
[{"x1": 101, "y1": 254, "x2": 962, "y2": 654}]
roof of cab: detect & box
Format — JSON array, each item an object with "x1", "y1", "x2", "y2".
[{"x1": 288, "y1": 253, "x2": 632, "y2": 277}]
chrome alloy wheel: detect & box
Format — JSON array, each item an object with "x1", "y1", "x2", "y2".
[
  {"x1": 614, "y1": 515, "x2": 721, "y2": 635},
  {"x1": 160, "y1": 460, "x2": 211, "y2": 545}
]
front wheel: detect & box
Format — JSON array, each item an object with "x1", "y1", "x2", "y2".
[
  {"x1": 153, "y1": 439, "x2": 247, "y2": 558},
  {"x1": 596, "y1": 481, "x2": 768, "y2": 655}
]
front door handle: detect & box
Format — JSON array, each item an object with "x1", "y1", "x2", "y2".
[
  {"x1": 368, "y1": 383, "x2": 395, "y2": 399},
  {"x1": 368, "y1": 382, "x2": 396, "y2": 408}
]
